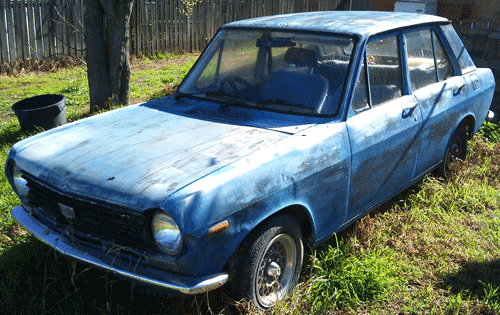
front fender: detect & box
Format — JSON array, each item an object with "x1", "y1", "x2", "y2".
[{"x1": 161, "y1": 122, "x2": 351, "y2": 275}]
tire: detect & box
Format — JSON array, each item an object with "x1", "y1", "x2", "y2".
[
  {"x1": 229, "y1": 214, "x2": 304, "y2": 309},
  {"x1": 437, "y1": 125, "x2": 468, "y2": 178}
]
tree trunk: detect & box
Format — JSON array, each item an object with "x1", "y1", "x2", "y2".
[{"x1": 84, "y1": 0, "x2": 134, "y2": 112}]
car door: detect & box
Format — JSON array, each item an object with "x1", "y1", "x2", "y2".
[
  {"x1": 407, "y1": 27, "x2": 473, "y2": 177},
  {"x1": 346, "y1": 33, "x2": 422, "y2": 222}
]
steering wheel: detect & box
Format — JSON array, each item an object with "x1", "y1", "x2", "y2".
[{"x1": 219, "y1": 77, "x2": 253, "y2": 93}]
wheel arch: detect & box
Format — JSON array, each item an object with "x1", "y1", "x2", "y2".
[
  {"x1": 278, "y1": 205, "x2": 315, "y2": 247},
  {"x1": 224, "y1": 204, "x2": 315, "y2": 274},
  {"x1": 457, "y1": 114, "x2": 476, "y2": 140}
]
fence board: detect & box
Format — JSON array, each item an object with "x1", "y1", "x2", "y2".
[
  {"x1": 33, "y1": 0, "x2": 42, "y2": 58},
  {"x1": 0, "y1": 0, "x2": 8, "y2": 63},
  {"x1": 159, "y1": 0, "x2": 164, "y2": 53},
  {"x1": 41, "y1": 0, "x2": 47, "y2": 57},
  {"x1": 59, "y1": 0, "x2": 64, "y2": 55},
  {"x1": 13, "y1": 0, "x2": 21, "y2": 61},
  {"x1": 168, "y1": 0, "x2": 173, "y2": 52},
  {"x1": 76, "y1": 0, "x2": 84, "y2": 58},
  {"x1": 8, "y1": 0, "x2": 16, "y2": 61},
  {"x1": 26, "y1": 0, "x2": 34, "y2": 58}
]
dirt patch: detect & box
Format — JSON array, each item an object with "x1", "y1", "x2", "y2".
[
  {"x1": 0, "y1": 225, "x2": 26, "y2": 245},
  {"x1": 0, "y1": 234, "x2": 12, "y2": 244},
  {"x1": 447, "y1": 136, "x2": 500, "y2": 188},
  {"x1": 7, "y1": 224, "x2": 27, "y2": 238}
]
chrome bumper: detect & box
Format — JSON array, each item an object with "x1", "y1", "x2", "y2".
[{"x1": 11, "y1": 205, "x2": 228, "y2": 295}]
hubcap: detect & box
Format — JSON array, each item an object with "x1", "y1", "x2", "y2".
[
  {"x1": 450, "y1": 142, "x2": 460, "y2": 159},
  {"x1": 255, "y1": 234, "x2": 296, "y2": 308},
  {"x1": 266, "y1": 262, "x2": 281, "y2": 278},
  {"x1": 445, "y1": 138, "x2": 462, "y2": 172}
]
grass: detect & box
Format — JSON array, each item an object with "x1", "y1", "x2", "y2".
[
  {"x1": 0, "y1": 55, "x2": 196, "y2": 121},
  {"x1": 130, "y1": 60, "x2": 195, "y2": 100},
  {"x1": 307, "y1": 236, "x2": 401, "y2": 312},
  {"x1": 0, "y1": 54, "x2": 499, "y2": 314}
]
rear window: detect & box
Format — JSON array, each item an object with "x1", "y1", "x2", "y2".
[{"x1": 440, "y1": 24, "x2": 476, "y2": 74}]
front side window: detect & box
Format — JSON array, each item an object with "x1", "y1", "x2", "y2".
[
  {"x1": 178, "y1": 29, "x2": 356, "y2": 115},
  {"x1": 367, "y1": 35, "x2": 403, "y2": 107},
  {"x1": 352, "y1": 34, "x2": 403, "y2": 111},
  {"x1": 352, "y1": 57, "x2": 368, "y2": 111}
]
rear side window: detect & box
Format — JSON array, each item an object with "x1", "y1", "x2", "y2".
[
  {"x1": 440, "y1": 24, "x2": 476, "y2": 74},
  {"x1": 434, "y1": 32, "x2": 453, "y2": 81},
  {"x1": 406, "y1": 29, "x2": 453, "y2": 91},
  {"x1": 352, "y1": 35, "x2": 403, "y2": 111}
]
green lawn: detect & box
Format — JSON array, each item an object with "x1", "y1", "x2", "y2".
[{"x1": 0, "y1": 56, "x2": 499, "y2": 314}]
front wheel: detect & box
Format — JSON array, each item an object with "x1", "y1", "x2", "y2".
[
  {"x1": 230, "y1": 214, "x2": 304, "y2": 309},
  {"x1": 437, "y1": 126, "x2": 468, "y2": 178}
]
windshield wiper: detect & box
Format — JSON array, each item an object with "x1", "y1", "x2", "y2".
[
  {"x1": 257, "y1": 99, "x2": 315, "y2": 113},
  {"x1": 174, "y1": 90, "x2": 250, "y2": 108},
  {"x1": 174, "y1": 91, "x2": 204, "y2": 101},
  {"x1": 204, "y1": 91, "x2": 250, "y2": 108}
]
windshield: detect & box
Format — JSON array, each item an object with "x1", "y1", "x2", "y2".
[{"x1": 177, "y1": 29, "x2": 355, "y2": 115}]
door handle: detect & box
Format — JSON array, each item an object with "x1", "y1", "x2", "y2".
[
  {"x1": 402, "y1": 103, "x2": 418, "y2": 116},
  {"x1": 453, "y1": 82, "x2": 466, "y2": 95}
]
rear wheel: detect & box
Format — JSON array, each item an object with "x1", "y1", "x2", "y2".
[
  {"x1": 230, "y1": 214, "x2": 304, "y2": 309},
  {"x1": 437, "y1": 126, "x2": 468, "y2": 178}
]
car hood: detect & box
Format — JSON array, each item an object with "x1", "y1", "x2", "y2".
[{"x1": 13, "y1": 100, "x2": 292, "y2": 210}]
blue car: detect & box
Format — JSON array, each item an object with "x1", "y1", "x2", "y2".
[{"x1": 6, "y1": 11, "x2": 495, "y2": 309}]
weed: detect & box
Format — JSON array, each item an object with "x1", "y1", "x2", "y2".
[
  {"x1": 306, "y1": 235, "x2": 401, "y2": 312},
  {"x1": 446, "y1": 291, "x2": 467, "y2": 315},
  {"x1": 483, "y1": 282, "x2": 500, "y2": 312},
  {"x1": 479, "y1": 121, "x2": 500, "y2": 143},
  {"x1": 154, "y1": 51, "x2": 182, "y2": 60}
]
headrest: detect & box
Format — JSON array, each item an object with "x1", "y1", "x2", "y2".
[{"x1": 284, "y1": 47, "x2": 318, "y2": 68}]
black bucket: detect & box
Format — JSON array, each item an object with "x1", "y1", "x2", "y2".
[{"x1": 12, "y1": 94, "x2": 67, "y2": 132}]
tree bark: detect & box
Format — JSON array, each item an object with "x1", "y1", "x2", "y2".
[{"x1": 84, "y1": 0, "x2": 134, "y2": 112}]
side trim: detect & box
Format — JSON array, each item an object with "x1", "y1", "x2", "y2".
[{"x1": 11, "y1": 205, "x2": 228, "y2": 295}]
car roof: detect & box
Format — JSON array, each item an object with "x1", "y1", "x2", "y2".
[{"x1": 223, "y1": 11, "x2": 449, "y2": 38}]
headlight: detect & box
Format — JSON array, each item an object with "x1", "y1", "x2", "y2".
[
  {"x1": 12, "y1": 163, "x2": 30, "y2": 199},
  {"x1": 151, "y1": 211, "x2": 183, "y2": 255}
]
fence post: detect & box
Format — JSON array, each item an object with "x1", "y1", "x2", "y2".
[{"x1": 0, "y1": 0, "x2": 10, "y2": 64}]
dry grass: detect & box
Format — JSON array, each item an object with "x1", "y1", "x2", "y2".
[
  {"x1": 0, "y1": 55, "x2": 86, "y2": 76},
  {"x1": 1, "y1": 136, "x2": 498, "y2": 314}
]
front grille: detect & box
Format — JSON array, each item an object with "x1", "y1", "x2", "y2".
[{"x1": 23, "y1": 173, "x2": 156, "y2": 252}]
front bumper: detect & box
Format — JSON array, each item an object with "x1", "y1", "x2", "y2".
[{"x1": 11, "y1": 205, "x2": 228, "y2": 295}]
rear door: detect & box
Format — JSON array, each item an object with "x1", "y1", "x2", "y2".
[
  {"x1": 406, "y1": 27, "x2": 471, "y2": 176},
  {"x1": 346, "y1": 33, "x2": 422, "y2": 222}
]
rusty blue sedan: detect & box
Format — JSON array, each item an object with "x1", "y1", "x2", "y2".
[{"x1": 6, "y1": 11, "x2": 495, "y2": 308}]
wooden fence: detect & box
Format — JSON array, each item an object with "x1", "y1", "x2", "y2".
[
  {"x1": 0, "y1": 0, "x2": 85, "y2": 64},
  {"x1": 132, "y1": 0, "x2": 349, "y2": 56},
  {"x1": 0, "y1": 0, "x2": 350, "y2": 65}
]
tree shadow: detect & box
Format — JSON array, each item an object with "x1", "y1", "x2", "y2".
[
  {"x1": 0, "y1": 237, "x2": 248, "y2": 314},
  {"x1": 439, "y1": 259, "x2": 500, "y2": 307}
]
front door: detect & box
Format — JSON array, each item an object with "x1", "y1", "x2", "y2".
[{"x1": 346, "y1": 33, "x2": 422, "y2": 222}]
